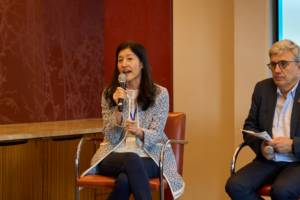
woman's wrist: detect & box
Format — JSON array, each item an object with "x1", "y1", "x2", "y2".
[
  {"x1": 114, "y1": 107, "x2": 122, "y2": 125},
  {"x1": 114, "y1": 106, "x2": 121, "y2": 114},
  {"x1": 137, "y1": 128, "x2": 144, "y2": 141}
]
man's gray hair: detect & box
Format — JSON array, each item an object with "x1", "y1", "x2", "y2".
[{"x1": 269, "y1": 39, "x2": 300, "y2": 61}]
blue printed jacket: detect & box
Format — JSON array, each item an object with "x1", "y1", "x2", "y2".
[{"x1": 81, "y1": 85, "x2": 184, "y2": 199}]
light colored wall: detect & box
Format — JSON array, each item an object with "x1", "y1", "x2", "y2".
[
  {"x1": 173, "y1": 0, "x2": 271, "y2": 199},
  {"x1": 173, "y1": 0, "x2": 234, "y2": 199},
  {"x1": 233, "y1": 0, "x2": 272, "y2": 171}
]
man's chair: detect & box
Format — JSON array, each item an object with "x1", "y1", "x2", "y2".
[
  {"x1": 230, "y1": 142, "x2": 300, "y2": 198},
  {"x1": 76, "y1": 112, "x2": 188, "y2": 200}
]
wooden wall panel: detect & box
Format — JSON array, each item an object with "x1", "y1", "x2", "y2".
[
  {"x1": 0, "y1": 134, "x2": 97, "y2": 200},
  {"x1": 0, "y1": 140, "x2": 43, "y2": 200},
  {"x1": 1, "y1": 133, "x2": 161, "y2": 200},
  {"x1": 42, "y1": 134, "x2": 100, "y2": 200}
]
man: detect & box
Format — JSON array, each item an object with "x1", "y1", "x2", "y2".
[{"x1": 226, "y1": 39, "x2": 300, "y2": 200}]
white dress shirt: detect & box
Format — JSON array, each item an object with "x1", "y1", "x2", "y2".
[{"x1": 272, "y1": 81, "x2": 299, "y2": 162}]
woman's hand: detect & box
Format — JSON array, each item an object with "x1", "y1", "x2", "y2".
[
  {"x1": 126, "y1": 118, "x2": 144, "y2": 140},
  {"x1": 113, "y1": 87, "x2": 126, "y2": 125},
  {"x1": 113, "y1": 87, "x2": 127, "y2": 106}
]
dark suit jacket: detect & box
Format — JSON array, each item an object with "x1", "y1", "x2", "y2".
[{"x1": 243, "y1": 78, "x2": 300, "y2": 160}]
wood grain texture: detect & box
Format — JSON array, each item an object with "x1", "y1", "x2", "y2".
[
  {"x1": 0, "y1": 139, "x2": 43, "y2": 200},
  {"x1": 0, "y1": 133, "x2": 97, "y2": 200},
  {"x1": 1, "y1": 133, "x2": 161, "y2": 200},
  {"x1": 0, "y1": 118, "x2": 103, "y2": 141}
]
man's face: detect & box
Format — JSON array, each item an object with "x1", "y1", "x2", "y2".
[{"x1": 271, "y1": 51, "x2": 300, "y2": 93}]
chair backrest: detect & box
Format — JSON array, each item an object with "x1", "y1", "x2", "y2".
[{"x1": 164, "y1": 112, "x2": 186, "y2": 176}]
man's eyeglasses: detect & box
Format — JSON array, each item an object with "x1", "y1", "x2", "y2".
[{"x1": 267, "y1": 61, "x2": 299, "y2": 70}]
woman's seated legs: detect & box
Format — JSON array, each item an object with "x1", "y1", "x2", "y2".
[
  {"x1": 107, "y1": 172, "x2": 131, "y2": 200},
  {"x1": 98, "y1": 152, "x2": 159, "y2": 200}
]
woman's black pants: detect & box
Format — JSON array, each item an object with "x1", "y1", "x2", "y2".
[{"x1": 97, "y1": 152, "x2": 160, "y2": 200}]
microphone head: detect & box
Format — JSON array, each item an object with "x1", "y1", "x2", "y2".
[
  {"x1": 118, "y1": 74, "x2": 126, "y2": 83},
  {"x1": 264, "y1": 146, "x2": 274, "y2": 155}
]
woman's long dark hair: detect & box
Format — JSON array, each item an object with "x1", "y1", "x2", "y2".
[{"x1": 104, "y1": 41, "x2": 157, "y2": 111}]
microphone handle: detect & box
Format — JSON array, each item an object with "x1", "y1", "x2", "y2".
[{"x1": 118, "y1": 82, "x2": 126, "y2": 112}]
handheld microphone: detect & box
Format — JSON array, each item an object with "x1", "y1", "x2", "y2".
[
  {"x1": 264, "y1": 146, "x2": 274, "y2": 156},
  {"x1": 118, "y1": 74, "x2": 126, "y2": 112}
]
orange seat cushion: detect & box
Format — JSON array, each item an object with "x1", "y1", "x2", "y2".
[
  {"x1": 77, "y1": 175, "x2": 116, "y2": 189},
  {"x1": 257, "y1": 185, "x2": 272, "y2": 196},
  {"x1": 149, "y1": 178, "x2": 169, "y2": 191},
  {"x1": 77, "y1": 175, "x2": 169, "y2": 191},
  {"x1": 258, "y1": 185, "x2": 300, "y2": 198}
]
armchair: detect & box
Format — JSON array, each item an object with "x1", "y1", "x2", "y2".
[
  {"x1": 76, "y1": 112, "x2": 188, "y2": 200},
  {"x1": 230, "y1": 142, "x2": 300, "y2": 198}
]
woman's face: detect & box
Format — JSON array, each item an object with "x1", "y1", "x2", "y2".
[{"x1": 117, "y1": 48, "x2": 143, "y2": 88}]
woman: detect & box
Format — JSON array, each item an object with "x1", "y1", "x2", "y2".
[{"x1": 81, "y1": 41, "x2": 184, "y2": 200}]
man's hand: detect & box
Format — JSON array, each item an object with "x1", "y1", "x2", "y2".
[
  {"x1": 262, "y1": 141, "x2": 275, "y2": 160},
  {"x1": 269, "y1": 137, "x2": 293, "y2": 154}
]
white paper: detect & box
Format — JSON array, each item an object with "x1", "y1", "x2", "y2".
[{"x1": 241, "y1": 129, "x2": 273, "y2": 142}]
